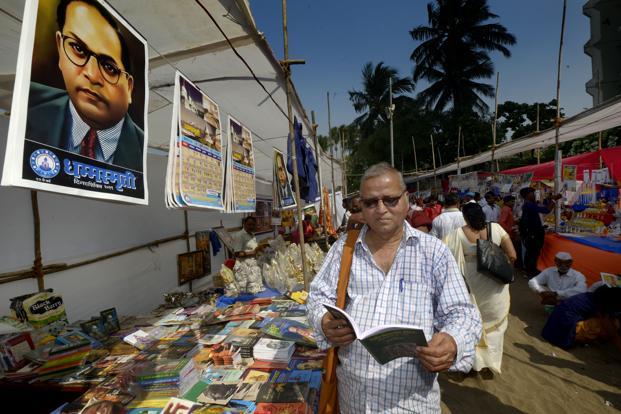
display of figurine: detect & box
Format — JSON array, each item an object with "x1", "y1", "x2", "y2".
[
  {"x1": 233, "y1": 258, "x2": 264, "y2": 294},
  {"x1": 219, "y1": 264, "x2": 239, "y2": 297}
]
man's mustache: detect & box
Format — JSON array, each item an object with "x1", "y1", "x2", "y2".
[{"x1": 77, "y1": 86, "x2": 108, "y2": 105}]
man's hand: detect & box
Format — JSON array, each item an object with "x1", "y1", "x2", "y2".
[
  {"x1": 416, "y1": 332, "x2": 457, "y2": 372},
  {"x1": 321, "y1": 312, "x2": 355, "y2": 347}
]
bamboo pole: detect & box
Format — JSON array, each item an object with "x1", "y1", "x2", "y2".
[
  {"x1": 281, "y1": 0, "x2": 309, "y2": 289},
  {"x1": 327, "y1": 92, "x2": 337, "y2": 227},
  {"x1": 430, "y1": 134, "x2": 437, "y2": 192},
  {"x1": 598, "y1": 131, "x2": 603, "y2": 168},
  {"x1": 412, "y1": 136, "x2": 419, "y2": 194},
  {"x1": 0, "y1": 234, "x2": 188, "y2": 286},
  {"x1": 491, "y1": 72, "x2": 500, "y2": 172},
  {"x1": 389, "y1": 77, "x2": 394, "y2": 167},
  {"x1": 30, "y1": 191, "x2": 44, "y2": 291},
  {"x1": 456, "y1": 125, "x2": 462, "y2": 174},
  {"x1": 340, "y1": 129, "x2": 347, "y2": 195},
  {"x1": 311, "y1": 110, "x2": 329, "y2": 247},
  {"x1": 183, "y1": 210, "x2": 192, "y2": 292},
  {"x1": 553, "y1": 0, "x2": 567, "y2": 230}
]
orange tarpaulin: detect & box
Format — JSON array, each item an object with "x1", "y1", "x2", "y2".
[{"x1": 537, "y1": 233, "x2": 621, "y2": 286}]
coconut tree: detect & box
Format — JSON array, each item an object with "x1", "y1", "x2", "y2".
[
  {"x1": 348, "y1": 61, "x2": 413, "y2": 136},
  {"x1": 410, "y1": 0, "x2": 516, "y2": 114}
]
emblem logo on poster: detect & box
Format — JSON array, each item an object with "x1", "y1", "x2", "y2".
[{"x1": 30, "y1": 149, "x2": 60, "y2": 179}]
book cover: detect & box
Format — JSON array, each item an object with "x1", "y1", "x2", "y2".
[
  {"x1": 601, "y1": 272, "x2": 621, "y2": 288},
  {"x1": 243, "y1": 369, "x2": 271, "y2": 383},
  {"x1": 260, "y1": 318, "x2": 316, "y2": 347},
  {"x1": 288, "y1": 358, "x2": 323, "y2": 371},
  {"x1": 254, "y1": 402, "x2": 307, "y2": 414},
  {"x1": 323, "y1": 303, "x2": 427, "y2": 365},
  {"x1": 137, "y1": 358, "x2": 190, "y2": 381},
  {"x1": 256, "y1": 382, "x2": 309, "y2": 403},
  {"x1": 161, "y1": 397, "x2": 201, "y2": 414},
  {"x1": 196, "y1": 383, "x2": 238, "y2": 405}
]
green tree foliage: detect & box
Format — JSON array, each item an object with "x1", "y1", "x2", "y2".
[
  {"x1": 410, "y1": 0, "x2": 516, "y2": 115},
  {"x1": 348, "y1": 61, "x2": 413, "y2": 136}
]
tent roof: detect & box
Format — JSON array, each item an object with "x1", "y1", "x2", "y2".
[
  {"x1": 405, "y1": 94, "x2": 621, "y2": 183},
  {"x1": 499, "y1": 145, "x2": 621, "y2": 181},
  {"x1": 0, "y1": 0, "x2": 341, "y2": 187}
]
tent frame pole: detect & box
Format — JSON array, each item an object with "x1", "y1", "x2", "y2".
[
  {"x1": 281, "y1": 0, "x2": 309, "y2": 289},
  {"x1": 311, "y1": 110, "x2": 329, "y2": 248},
  {"x1": 553, "y1": 0, "x2": 567, "y2": 231}
]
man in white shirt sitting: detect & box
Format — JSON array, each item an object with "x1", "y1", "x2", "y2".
[
  {"x1": 482, "y1": 191, "x2": 500, "y2": 222},
  {"x1": 232, "y1": 216, "x2": 258, "y2": 256},
  {"x1": 430, "y1": 193, "x2": 465, "y2": 240},
  {"x1": 528, "y1": 252, "x2": 587, "y2": 305}
]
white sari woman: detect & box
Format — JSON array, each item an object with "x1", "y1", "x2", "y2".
[{"x1": 444, "y1": 203, "x2": 517, "y2": 374}]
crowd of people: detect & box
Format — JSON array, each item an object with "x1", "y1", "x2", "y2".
[{"x1": 306, "y1": 163, "x2": 620, "y2": 413}]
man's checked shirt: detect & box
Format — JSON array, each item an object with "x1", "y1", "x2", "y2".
[{"x1": 307, "y1": 222, "x2": 481, "y2": 413}]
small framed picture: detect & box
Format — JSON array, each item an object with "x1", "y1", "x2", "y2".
[
  {"x1": 80, "y1": 318, "x2": 107, "y2": 340},
  {"x1": 100, "y1": 308, "x2": 120, "y2": 334},
  {"x1": 177, "y1": 250, "x2": 206, "y2": 285}
]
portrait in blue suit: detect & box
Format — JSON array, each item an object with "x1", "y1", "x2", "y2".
[{"x1": 26, "y1": 0, "x2": 144, "y2": 172}]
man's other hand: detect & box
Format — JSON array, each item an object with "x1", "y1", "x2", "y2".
[
  {"x1": 321, "y1": 312, "x2": 355, "y2": 347},
  {"x1": 416, "y1": 332, "x2": 457, "y2": 372}
]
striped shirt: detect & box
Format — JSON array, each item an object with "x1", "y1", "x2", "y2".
[
  {"x1": 307, "y1": 222, "x2": 481, "y2": 413},
  {"x1": 68, "y1": 101, "x2": 124, "y2": 163}
]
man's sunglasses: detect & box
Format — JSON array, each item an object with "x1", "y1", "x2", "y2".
[{"x1": 361, "y1": 190, "x2": 406, "y2": 209}]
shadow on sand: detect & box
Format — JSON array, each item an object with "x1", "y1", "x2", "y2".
[{"x1": 439, "y1": 377, "x2": 526, "y2": 414}]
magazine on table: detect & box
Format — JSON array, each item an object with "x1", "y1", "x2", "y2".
[
  {"x1": 601, "y1": 272, "x2": 621, "y2": 288},
  {"x1": 323, "y1": 303, "x2": 428, "y2": 365}
]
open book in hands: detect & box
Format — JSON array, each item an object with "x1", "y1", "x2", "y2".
[{"x1": 323, "y1": 303, "x2": 428, "y2": 365}]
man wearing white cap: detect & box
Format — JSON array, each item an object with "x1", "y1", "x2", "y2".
[{"x1": 528, "y1": 252, "x2": 587, "y2": 305}]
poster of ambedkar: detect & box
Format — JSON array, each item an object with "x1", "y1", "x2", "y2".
[{"x1": 1, "y1": 0, "x2": 149, "y2": 204}]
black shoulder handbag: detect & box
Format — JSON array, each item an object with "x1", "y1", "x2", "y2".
[{"x1": 477, "y1": 222, "x2": 515, "y2": 284}]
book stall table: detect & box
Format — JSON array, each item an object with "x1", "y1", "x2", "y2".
[{"x1": 0, "y1": 239, "x2": 330, "y2": 414}]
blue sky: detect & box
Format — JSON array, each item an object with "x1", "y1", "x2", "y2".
[{"x1": 250, "y1": 0, "x2": 594, "y2": 136}]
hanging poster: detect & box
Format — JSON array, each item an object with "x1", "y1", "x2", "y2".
[
  {"x1": 228, "y1": 116, "x2": 256, "y2": 212},
  {"x1": 179, "y1": 75, "x2": 225, "y2": 209},
  {"x1": 562, "y1": 165, "x2": 577, "y2": 182},
  {"x1": 591, "y1": 168, "x2": 609, "y2": 184},
  {"x1": 165, "y1": 72, "x2": 225, "y2": 210},
  {"x1": 1, "y1": 0, "x2": 149, "y2": 204},
  {"x1": 273, "y1": 148, "x2": 296, "y2": 210}
]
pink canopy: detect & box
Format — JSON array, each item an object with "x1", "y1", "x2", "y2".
[{"x1": 500, "y1": 146, "x2": 621, "y2": 183}]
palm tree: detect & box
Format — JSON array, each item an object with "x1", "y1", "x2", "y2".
[
  {"x1": 348, "y1": 62, "x2": 413, "y2": 135},
  {"x1": 410, "y1": 0, "x2": 516, "y2": 114}
]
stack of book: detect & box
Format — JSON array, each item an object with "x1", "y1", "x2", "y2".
[
  {"x1": 253, "y1": 338, "x2": 296, "y2": 363},
  {"x1": 35, "y1": 338, "x2": 92, "y2": 381},
  {"x1": 134, "y1": 358, "x2": 194, "y2": 394}
]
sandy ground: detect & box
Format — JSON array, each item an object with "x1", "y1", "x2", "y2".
[{"x1": 439, "y1": 275, "x2": 621, "y2": 414}]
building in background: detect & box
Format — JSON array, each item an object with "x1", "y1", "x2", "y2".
[{"x1": 584, "y1": 0, "x2": 621, "y2": 105}]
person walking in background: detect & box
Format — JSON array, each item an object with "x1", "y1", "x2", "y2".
[
  {"x1": 424, "y1": 194, "x2": 442, "y2": 221},
  {"x1": 519, "y1": 187, "x2": 562, "y2": 277},
  {"x1": 430, "y1": 192, "x2": 465, "y2": 240},
  {"x1": 499, "y1": 195, "x2": 516, "y2": 236},
  {"x1": 482, "y1": 191, "x2": 500, "y2": 222},
  {"x1": 444, "y1": 203, "x2": 517, "y2": 376}
]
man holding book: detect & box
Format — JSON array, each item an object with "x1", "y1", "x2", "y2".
[{"x1": 307, "y1": 162, "x2": 481, "y2": 413}]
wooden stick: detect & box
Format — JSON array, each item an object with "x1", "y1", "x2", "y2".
[
  {"x1": 30, "y1": 191, "x2": 44, "y2": 291},
  {"x1": 0, "y1": 234, "x2": 188, "y2": 286},
  {"x1": 282, "y1": 0, "x2": 309, "y2": 289}
]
